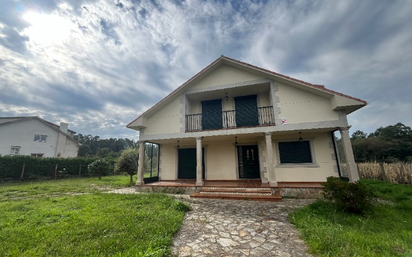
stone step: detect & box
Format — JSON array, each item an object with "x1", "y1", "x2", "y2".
[
  {"x1": 190, "y1": 192, "x2": 282, "y2": 202},
  {"x1": 200, "y1": 188, "x2": 273, "y2": 194},
  {"x1": 199, "y1": 191, "x2": 272, "y2": 196}
]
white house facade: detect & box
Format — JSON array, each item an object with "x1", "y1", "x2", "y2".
[
  {"x1": 0, "y1": 116, "x2": 80, "y2": 158},
  {"x1": 127, "y1": 56, "x2": 366, "y2": 190}
]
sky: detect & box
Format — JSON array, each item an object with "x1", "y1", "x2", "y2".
[{"x1": 1, "y1": 0, "x2": 411, "y2": 140}]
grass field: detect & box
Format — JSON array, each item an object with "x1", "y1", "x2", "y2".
[
  {"x1": 289, "y1": 180, "x2": 412, "y2": 257},
  {"x1": 0, "y1": 176, "x2": 190, "y2": 257}
]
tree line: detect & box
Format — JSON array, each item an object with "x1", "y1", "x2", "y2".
[
  {"x1": 73, "y1": 134, "x2": 137, "y2": 158},
  {"x1": 349, "y1": 122, "x2": 412, "y2": 163}
]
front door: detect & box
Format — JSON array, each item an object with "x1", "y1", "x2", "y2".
[
  {"x1": 237, "y1": 145, "x2": 260, "y2": 179},
  {"x1": 178, "y1": 148, "x2": 205, "y2": 179}
]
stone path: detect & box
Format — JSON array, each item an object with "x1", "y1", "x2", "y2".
[{"x1": 109, "y1": 188, "x2": 314, "y2": 257}]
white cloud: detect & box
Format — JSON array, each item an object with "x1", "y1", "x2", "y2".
[{"x1": 0, "y1": 0, "x2": 411, "y2": 138}]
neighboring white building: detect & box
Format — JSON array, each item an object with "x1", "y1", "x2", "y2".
[{"x1": 0, "y1": 116, "x2": 80, "y2": 158}]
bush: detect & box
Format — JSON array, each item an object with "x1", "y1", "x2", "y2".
[
  {"x1": 0, "y1": 156, "x2": 99, "y2": 181},
  {"x1": 115, "y1": 148, "x2": 139, "y2": 183},
  {"x1": 88, "y1": 159, "x2": 110, "y2": 180},
  {"x1": 322, "y1": 177, "x2": 375, "y2": 215}
]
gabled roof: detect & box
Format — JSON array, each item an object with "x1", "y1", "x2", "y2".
[
  {"x1": 0, "y1": 116, "x2": 81, "y2": 145},
  {"x1": 127, "y1": 55, "x2": 367, "y2": 128}
]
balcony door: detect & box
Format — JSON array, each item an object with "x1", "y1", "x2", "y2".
[
  {"x1": 202, "y1": 99, "x2": 222, "y2": 130},
  {"x1": 235, "y1": 95, "x2": 259, "y2": 127}
]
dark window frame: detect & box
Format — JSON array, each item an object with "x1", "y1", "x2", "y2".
[{"x1": 278, "y1": 140, "x2": 313, "y2": 164}]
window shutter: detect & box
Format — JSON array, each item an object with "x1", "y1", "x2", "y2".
[{"x1": 279, "y1": 141, "x2": 312, "y2": 163}]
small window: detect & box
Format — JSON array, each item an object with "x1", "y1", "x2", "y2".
[
  {"x1": 31, "y1": 153, "x2": 44, "y2": 158},
  {"x1": 34, "y1": 134, "x2": 47, "y2": 142},
  {"x1": 10, "y1": 146, "x2": 21, "y2": 155},
  {"x1": 278, "y1": 141, "x2": 312, "y2": 164}
]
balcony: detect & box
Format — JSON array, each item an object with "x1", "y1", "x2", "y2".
[{"x1": 185, "y1": 106, "x2": 275, "y2": 132}]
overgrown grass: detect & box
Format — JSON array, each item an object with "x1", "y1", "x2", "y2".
[
  {"x1": 289, "y1": 180, "x2": 412, "y2": 257},
  {"x1": 0, "y1": 176, "x2": 190, "y2": 256},
  {"x1": 0, "y1": 175, "x2": 134, "y2": 201}
]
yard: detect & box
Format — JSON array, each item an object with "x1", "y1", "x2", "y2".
[
  {"x1": 2, "y1": 176, "x2": 412, "y2": 256},
  {"x1": 289, "y1": 180, "x2": 412, "y2": 257},
  {"x1": 0, "y1": 176, "x2": 189, "y2": 257}
]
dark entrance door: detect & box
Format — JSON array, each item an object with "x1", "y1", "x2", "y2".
[
  {"x1": 202, "y1": 99, "x2": 222, "y2": 130},
  {"x1": 235, "y1": 95, "x2": 259, "y2": 127},
  {"x1": 178, "y1": 148, "x2": 205, "y2": 179},
  {"x1": 237, "y1": 145, "x2": 260, "y2": 179}
]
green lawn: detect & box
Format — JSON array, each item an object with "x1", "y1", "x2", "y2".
[
  {"x1": 289, "y1": 180, "x2": 412, "y2": 257},
  {"x1": 0, "y1": 176, "x2": 190, "y2": 257}
]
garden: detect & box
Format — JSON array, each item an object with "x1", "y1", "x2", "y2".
[{"x1": 0, "y1": 176, "x2": 190, "y2": 257}]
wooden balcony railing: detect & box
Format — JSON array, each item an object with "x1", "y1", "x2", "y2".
[{"x1": 185, "y1": 106, "x2": 275, "y2": 132}]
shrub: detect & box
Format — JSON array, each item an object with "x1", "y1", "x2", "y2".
[
  {"x1": 322, "y1": 176, "x2": 375, "y2": 215},
  {"x1": 88, "y1": 159, "x2": 110, "y2": 180},
  {"x1": 115, "y1": 148, "x2": 139, "y2": 183},
  {"x1": 0, "y1": 156, "x2": 99, "y2": 181}
]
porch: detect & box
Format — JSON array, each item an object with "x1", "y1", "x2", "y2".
[{"x1": 135, "y1": 180, "x2": 324, "y2": 201}]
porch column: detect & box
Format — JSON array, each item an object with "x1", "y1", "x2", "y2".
[
  {"x1": 136, "y1": 141, "x2": 146, "y2": 186},
  {"x1": 340, "y1": 127, "x2": 360, "y2": 182},
  {"x1": 265, "y1": 132, "x2": 278, "y2": 186},
  {"x1": 195, "y1": 137, "x2": 204, "y2": 186}
]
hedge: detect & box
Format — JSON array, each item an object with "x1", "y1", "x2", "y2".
[{"x1": 0, "y1": 156, "x2": 116, "y2": 181}]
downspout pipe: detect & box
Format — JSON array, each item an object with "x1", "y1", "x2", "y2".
[{"x1": 331, "y1": 131, "x2": 344, "y2": 180}]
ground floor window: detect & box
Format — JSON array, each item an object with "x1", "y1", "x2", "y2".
[
  {"x1": 31, "y1": 153, "x2": 44, "y2": 158},
  {"x1": 10, "y1": 146, "x2": 20, "y2": 155},
  {"x1": 278, "y1": 141, "x2": 312, "y2": 164}
]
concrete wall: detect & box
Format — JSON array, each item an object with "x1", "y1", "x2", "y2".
[
  {"x1": 191, "y1": 65, "x2": 263, "y2": 90},
  {"x1": 159, "y1": 143, "x2": 177, "y2": 180},
  {"x1": 205, "y1": 140, "x2": 237, "y2": 180},
  {"x1": 158, "y1": 131, "x2": 336, "y2": 182},
  {"x1": 276, "y1": 83, "x2": 338, "y2": 123},
  {"x1": 143, "y1": 96, "x2": 182, "y2": 136},
  {"x1": 64, "y1": 139, "x2": 80, "y2": 158},
  {"x1": 272, "y1": 131, "x2": 337, "y2": 182},
  {"x1": 0, "y1": 119, "x2": 78, "y2": 158}
]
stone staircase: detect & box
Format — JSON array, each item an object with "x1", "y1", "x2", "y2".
[{"x1": 190, "y1": 187, "x2": 282, "y2": 202}]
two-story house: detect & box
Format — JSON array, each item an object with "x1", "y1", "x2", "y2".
[
  {"x1": 127, "y1": 56, "x2": 366, "y2": 199},
  {"x1": 0, "y1": 116, "x2": 80, "y2": 158}
]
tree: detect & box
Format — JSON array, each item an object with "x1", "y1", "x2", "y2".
[
  {"x1": 88, "y1": 159, "x2": 110, "y2": 180},
  {"x1": 77, "y1": 144, "x2": 92, "y2": 157},
  {"x1": 96, "y1": 147, "x2": 111, "y2": 158},
  {"x1": 115, "y1": 148, "x2": 139, "y2": 183},
  {"x1": 351, "y1": 130, "x2": 367, "y2": 140},
  {"x1": 351, "y1": 123, "x2": 412, "y2": 162}
]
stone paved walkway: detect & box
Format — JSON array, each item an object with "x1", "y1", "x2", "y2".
[{"x1": 109, "y1": 188, "x2": 314, "y2": 257}]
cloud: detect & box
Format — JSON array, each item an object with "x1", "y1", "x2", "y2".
[{"x1": 0, "y1": 0, "x2": 411, "y2": 139}]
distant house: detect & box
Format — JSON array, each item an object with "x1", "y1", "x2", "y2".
[
  {"x1": 127, "y1": 56, "x2": 366, "y2": 189},
  {"x1": 0, "y1": 116, "x2": 80, "y2": 158}
]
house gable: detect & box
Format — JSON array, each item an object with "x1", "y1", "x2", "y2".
[
  {"x1": 189, "y1": 64, "x2": 264, "y2": 91},
  {"x1": 0, "y1": 117, "x2": 79, "y2": 157},
  {"x1": 142, "y1": 95, "x2": 183, "y2": 136},
  {"x1": 127, "y1": 56, "x2": 366, "y2": 140},
  {"x1": 0, "y1": 119, "x2": 59, "y2": 157}
]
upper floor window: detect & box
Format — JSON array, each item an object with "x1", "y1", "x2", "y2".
[
  {"x1": 34, "y1": 134, "x2": 47, "y2": 142},
  {"x1": 278, "y1": 141, "x2": 312, "y2": 164},
  {"x1": 10, "y1": 146, "x2": 20, "y2": 155}
]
